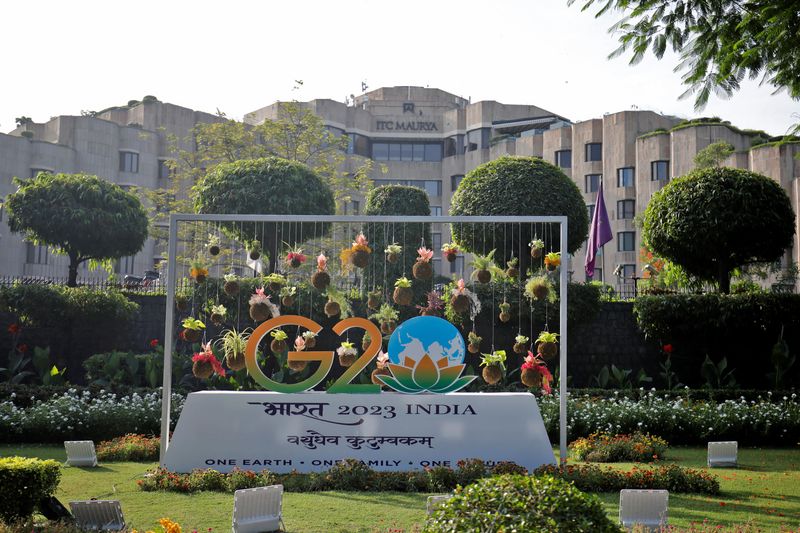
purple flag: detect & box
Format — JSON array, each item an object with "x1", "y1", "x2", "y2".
[{"x1": 585, "y1": 182, "x2": 613, "y2": 278}]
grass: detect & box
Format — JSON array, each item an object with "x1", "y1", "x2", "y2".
[{"x1": 2, "y1": 445, "x2": 799, "y2": 532}]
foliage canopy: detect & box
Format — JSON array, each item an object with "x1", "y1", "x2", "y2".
[
  {"x1": 5, "y1": 172, "x2": 148, "y2": 286},
  {"x1": 642, "y1": 167, "x2": 795, "y2": 292}
]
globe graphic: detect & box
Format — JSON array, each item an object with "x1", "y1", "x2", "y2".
[{"x1": 387, "y1": 316, "x2": 466, "y2": 366}]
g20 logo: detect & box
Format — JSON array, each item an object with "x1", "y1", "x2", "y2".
[{"x1": 245, "y1": 316, "x2": 475, "y2": 394}]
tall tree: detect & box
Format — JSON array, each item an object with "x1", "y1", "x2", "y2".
[
  {"x1": 569, "y1": 0, "x2": 800, "y2": 121},
  {"x1": 642, "y1": 167, "x2": 795, "y2": 293},
  {"x1": 5, "y1": 172, "x2": 149, "y2": 286}
]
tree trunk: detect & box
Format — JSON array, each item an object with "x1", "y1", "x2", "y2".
[
  {"x1": 68, "y1": 252, "x2": 79, "y2": 287},
  {"x1": 718, "y1": 261, "x2": 731, "y2": 294}
]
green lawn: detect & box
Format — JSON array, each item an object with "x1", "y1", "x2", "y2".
[{"x1": 2, "y1": 445, "x2": 799, "y2": 532}]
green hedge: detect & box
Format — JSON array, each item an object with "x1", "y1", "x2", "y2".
[
  {"x1": 633, "y1": 293, "x2": 800, "y2": 387},
  {"x1": 424, "y1": 474, "x2": 620, "y2": 533},
  {"x1": 0, "y1": 457, "x2": 61, "y2": 522}
]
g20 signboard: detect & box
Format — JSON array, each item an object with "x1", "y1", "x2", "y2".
[{"x1": 244, "y1": 315, "x2": 476, "y2": 394}]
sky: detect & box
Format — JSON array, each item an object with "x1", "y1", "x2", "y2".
[{"x1": 1, "y1": 0, "x2": 797, "y2": 136}]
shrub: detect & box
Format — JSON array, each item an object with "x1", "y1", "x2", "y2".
[
  {"x1": 534, "y1": 463, "x2": 720, "y2": 495},
  {"x1": 425, "y1": 465, "x2": 458, "y2": 492},
  {"x1": 96, "y1": 434, "x2": 160, "y2": 462},
  {"x1": 569, "y1": 432, "x2": 668, "y2": 462},
  {"x1": 325, "y1": 458, "x2": 375, "y2": 491},
  {"x1": 455, "y1": 458, "x2": 487, "y2": 486},
  {"x1": 490, "y1": 461, "x2": 527, "y2": 476},
  {"x1": 0, "y1": 457, "x2": 61, "y2": 522},
  {"x1": 423, "y1": 474, "x2": 620, "y2": 533}
]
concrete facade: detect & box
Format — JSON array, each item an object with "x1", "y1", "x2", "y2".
[{"x1": 1, "y1": 87, "x2": 798, "y2": 290}]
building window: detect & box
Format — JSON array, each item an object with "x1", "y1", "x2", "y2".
[
  {"x1": 589, "y1": 268, "x2": 603, "y2": 282},
  {"x1": 347, "y1": 133, "x2": 370, "y2": 157},
  {"x1": 25, "y1": 242, "x2": 48, "y2": 264},
  {"x1": 373, "y1": 179, "x2": 441, "y2": 197},
  {"x1": 555, "y1": 150, "x2": 572, "y2": 168},
  {"x1": 617, "y1": 231, "x2": 636, "y2": 252},
  {"x1": 617, "y1": 167, "x2": 634, "y2": 187},
  {"x1": 444, "y1": 135, "x2": 464, "y2": 157},
  {"x1": 451, "y1": 175, "x2": 464, "y2": 191},
  {"x1": 423, "y1": 180, "x2": 441, "y2": 197},
  {"x1": 430, "y1": 206, "x2": 442, "y2": 216},
  {"x1": 119, "y1": 151, "x2": 139, "y2": 173},
  {"x1": 115, "y1": 255, "x2": 135, "y2": 275},
  {"x1": 371, "y1": 142, "x2": 442, "y2": 162},
  {"x1": 585, "y1": 143, "x2": 602, "y2": 162},
  {"x1": 466, "y1": 128, "x2": 491, "y2": 152},
  {"x1": 343, "y1": 200, "x2": 360, "y2": 215},
  {"x1": 617, "y1": 199, "x2": 635, "y2": 219},
  {"x1": 587, "y1": 204, "x2": 594, "y2": 219},
  {"x1": 585, "y1": 174, "x2": 601, "y2": 193},
  {"x1": 30, "y1": 168, "x2": 51, "y2": 178},
  {"x1": 621, "y1": 264, "x2": 636, "y2": 279},
  {"x1": 449, "y1": 256, "x2": 465, "y2": 274},
  {"x1": 432, "y1": 233, "x2": 442, "y2": 251},
  {"x1": 158, "y1": 160, "x2": 174, "y2": 180},
  {"x1": 651, "y1": 160, "x2": 669, "y2": 181}
]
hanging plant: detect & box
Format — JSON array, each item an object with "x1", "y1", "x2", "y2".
[
  {"x1": 324, "y1": 287, "x2": 351, "y2": 318},
  {"x1": 189, "y1": 259, "x2": 209, "y2": 283},
  {"x1": 544, "y1": 252, "x2": 561, "y2": 272},
  {"x1": 223, "y1": 273, "x2": 240, "y2": 296},
  {"x1": 248, "y1": 288, "x2": 278, "y2": 322},
  {"x1": 369, "y1": 304, "x2": 400, "y2": 335},
  {"x1": 536, "y1": 331, "x2": 559, "y2": 361},
  {"x1": 270, "y1": 329, "x2": 288, "y2": 353},
  {"x1": 181, "y1": 317, "x2": 205, "y2": 343},
  {"x1": 289, "y1": 336, "x2": 308, "y2": 372},
  {"x1": 467, "y1": 331, "x2": 482, "y2": 354},
  {"x1": 209, "y1": 304, "x2": 227, "y2": 326},
  {"x1": 480, "y1": 350, "x2": 506, "y2": 385},
  {"x1": 361, "y1": 331, "x2": 372, "y2": 351},
  {"x1": 441, "y1": 242, "x2": 460, "y2": 263},
  {"x1": 280, "y1": 286, "x2": 297, "y2": 307},
  {"x1": 417, "y1": 290, "x2": 444, "y2": 317},
  {"x1": 371, "y1": 351, "x2": 390, "y2": 385},
  {"x1": 384, "y1": 243, "x2": 402, "y2": 264},
  {"x1": 498, "y1": 301, "x2": 511, "y2": 323},
  {"x1": 449, "y1": 279, "x2": 471, "y2": 314},
  {"x1": 344, "y1": 232, "x2": 371, "y2": 269},
  {"x1": 392, "y1": 277, "x2": 414, "y2": 306},
  {"x1": 301, "y1": 330, "x2": 317, "y2": 349},
  {"x1": 525, "y1": 275, "x2": 554, "y2": 302},
  {"x1": 217, "y1": 328, "x2": 249, "y2": 371},
  {"x1": 513, "y1": 334, "x2": 530, "y2": 354},
  {"x1": 192, "y1": 341, "x2": 225, "y2": 379},
  {"x1": 412, "y1": 247, "x2": 434, "y2": 280},
  {"x1": 311, "y1": 253, "x2": 331, "y2": 291},
  {"x1": 521, "y1": 352, "x2": 553, "y2": 393},
  {"x1": 248, "y1": 240, "x2": 261, "y2": 261},
  {"x1": 263, "y1": 273, "x2": 287, "y2": 293},
  {"x1": 529, "y1": 238, "x2": 544, "y2": 259},
  {"x1": 285, "y1": 244, "x2": 307, "y2": 269},
  {"x1": 367, "y1": 288, "x2": 383, "y2": 310},
  {"x1": 470, "y1": 249, "x2": 496, "y2": 284},
  {"x1": 506, "y1": 257, "x2": 519, "y2": 279},
  {"x1": 207, "y1": 234, "x2": 221, "y2": 257},
  {"x1": 175, "y1": 292, "x2": 190, "y2": 313},
  {"x1": 337, "y1": 341, "x2": 358, "y2": 367}
]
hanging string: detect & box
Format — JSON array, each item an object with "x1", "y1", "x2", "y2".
[{"x1": 490, "y1": 221, "x2": 496, "y2": 353}]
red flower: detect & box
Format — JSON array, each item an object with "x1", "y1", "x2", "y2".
[
  {"x1": 662, "y1": 344, "x2": 673, "y2": 354},
  {"x1": 7, "y1": 323, "x2": 20, "y2": 335},
  {"x1": 150, "y1": 339, "x2": 159, "y2": 348},
  {"x1": 17, "y1": 344, "x2": 28, "y2": 353}
]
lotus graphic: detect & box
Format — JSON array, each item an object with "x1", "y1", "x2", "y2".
[{"x1": 377, "y1": 316, "x2": 475, "y2": 394}]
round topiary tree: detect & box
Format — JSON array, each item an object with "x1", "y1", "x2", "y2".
[
  {"x1": 193, "y1": 157, "x2": 336, "y2": 272},
  {"x1": 5, "y1": 172, "x2": 149, "y2": 286},
  {"x1": 424, "y1": 474, "x2": 620, "y2": 533},
  {"x1": 363, "y1": 185, "x2": 432, "y2": 292},
  {"x1": 642, "y1": 167, "x2": 795, "y2": 293},
  {"x1": 449, "y1": 156, "x2": 589, "y2": 278}
]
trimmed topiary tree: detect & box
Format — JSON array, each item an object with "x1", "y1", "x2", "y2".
[
  {"x1": 363, "y1": 185, "x2": 432, "y2": 294},
  {"x1": 193, "y1": 157, "x2": 336, "y2": 272},
  {"x1": 424, "y1": 474, "x2": 621, "y2": 532},
  {"x1": 5, "y1": 172, "x2": 148, "y2": 287},
  {"x1": 449, "y1": 156, "x2": 589, "y2": 278},
  {"x1": 0, "y1": 457, "x2": 61, "y2": 522},
  {"x1": 642, "y1": 167, "x2": 795, "y2": 293}
]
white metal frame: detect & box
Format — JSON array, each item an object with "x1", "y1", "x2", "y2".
[{"x1": 160, "y1": 214, "x2": 569, "y2": 466}]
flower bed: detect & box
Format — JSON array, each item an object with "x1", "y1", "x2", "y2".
[
  {"x1": 96, "y1": 434, "x2": 160, "y2": 462},
  {"x1": 569, "y1": 432, "x2": 668, "y2": 462},
  {"x1": 534, "y1": 463, "x2": 720, "y2": 495}
]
